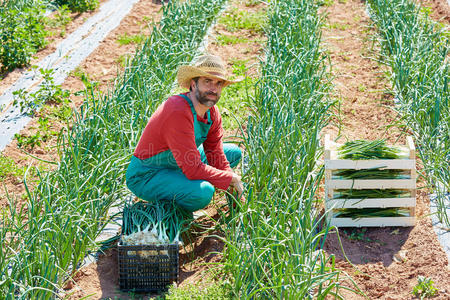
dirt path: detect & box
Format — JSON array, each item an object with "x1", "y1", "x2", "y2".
[
  {"x1": 420, "y1": 0, "x2": 450, "y2": 23},
  {"x1": 321, "y1": 0, "x2": 450, "y2": 299}
]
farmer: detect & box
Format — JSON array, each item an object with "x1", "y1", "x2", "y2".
[{"x1": 126, "y1": 54, "x2": 243, "y2": 213}]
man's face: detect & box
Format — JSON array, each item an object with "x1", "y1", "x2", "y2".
[{"x1": 192, "y1": 76, "x2": 225, "y2": 107}]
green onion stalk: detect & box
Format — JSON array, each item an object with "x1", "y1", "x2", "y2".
[
  {"x1": 122, "y1": 200, "x2": 191, "y2": 244},
  {"x1": 334, "y1": 189, "x2": 410, "y2": 199},
  {"x1": 221, "y1": 0, "x2": 346, "y2": 298},
  {"x1": 0, "y1": 0, "x2": 228, "y2": 297},
  {"x1": 367, "y1": 0, "x2": 449, "y2": 226},
  {"x1": 334, "y1": 168, "x2": 408, "y2": 179},
  {"x1": 334, "y1": 208, "x2": 410, "y2": 219},
  {"x1": 337, "y1": 139, "x2": 402, "y2": 160}
]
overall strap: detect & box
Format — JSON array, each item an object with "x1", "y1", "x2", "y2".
[
  {"x1": 178, "y1": 94, "x2": 212, "y2": 123},
  {"x1": 179, "y1": 94, "x2": 197, "y2": 117}
]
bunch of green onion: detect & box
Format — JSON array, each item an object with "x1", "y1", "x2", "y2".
[
  {"x1": 338, "y1": 139, "x2": 402, "y2": 159},
  {"x1": 334, "y1": 168, "x2": 408, "y2": 179},
  {"x1": 334, "y1": 139, "x2": 410, "y2": 219},
  {"x1": 334, "y1": 189, "x2": 410, "y2": 199},
  {"x1": 122, "y1": 200, "x2": 189, "y2": 245},
  {"x1": 334, "y1": 208, "x2": 410, "y2": 219}
]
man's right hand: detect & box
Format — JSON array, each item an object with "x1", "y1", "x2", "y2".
[{"x1": 230, "y1": 172, "x2": 244, "y2": 199}]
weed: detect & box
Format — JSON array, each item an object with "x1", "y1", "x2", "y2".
[
  {"x1": 343, "y1": 228, "x2": 372, "y2": 242},
  {"x1": 45, "y1": 5, "x2": 71, "y2": 29},
  {"x1": 15, "y1": 132, "x2": 41, "y2": 149},
  {"x1": 116, "y1": 54, "x2": 132, "y2": 68},
  {"x1": 15, "y1": 116, "x2": 59, "y2": 150},
  {"x1": 419, "y1": 6, "x2": 432, "y2": 18},
  {"x1": 390, "y1": 228, "x2": 400, "y2": 235},
  {"x1": 230, "y1": 58, "x2": 249, "y2": 76},
  {"x1": 70, "y1": 67, "x2": 99, "y2": 90},
  {"x1": 358, "y1": 84, "x2": 367, "y2": 92},
  {"x1": 412, "y1": 276, "x2": 438, "y2": 299},
  {"x1": 70, "y1": 66, "x2": 85, "y2": 79},
  {"x1": 318, "y1": 0, "x2": 334, "y2": 6},
  {"x1": 0, "y1": 155, "x2": 24, "y2": 180},
  {"x1": 327, "y1": 22, "x2": 350, "y2": 30},
  {"x1": 0, "y1": 4, "x2": 48, "y2": 72},
  {"x1": 13, "y1": 68, "x2": 71, "y2": 116},
  {"x1": 46, "y1": 103, "x2": 73, "y2": 121},
  {"x1": 216, "y1": 34, "x2": 249, "y2": 45},
  {"x1": 219, "y1": 7, "x2": 266, "y2": 33},
  {"x1": 116, "y1": 33, "x2": 146, "y2": 45},
  {"x1": 245, "y1": 0, "x2": 262, "y2": 7},
  {"x1": 54, "y1": 0, "x2": 99, "y2": 13},
  {"x1": 163, "y1": 279, "x2": 231, "y2": 299}
]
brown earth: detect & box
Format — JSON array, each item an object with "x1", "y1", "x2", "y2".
[
  {"x1": 420, "y1": 0, "x2": 450, "y2": 23},
  {"x1": 0, "y1": 0, "x2": 449, "y2": 299}
]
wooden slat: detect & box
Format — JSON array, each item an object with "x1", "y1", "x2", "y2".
[
  {"x1": 329, "y1": 217, "x2": 416, "y2": 227},
  {"x1": 327, "y1": 179, "x2": 416, "y2": 189},
  {"x1": 410, "y1": 189, "x2": 417, "y2": 217},
  {"x1": 323, "y1": 137, "x2": 417, "y2": 227},
  {"x1": 324, "y1": 134, "x2": 333, "y2": 204},
  {"x1": 325, "y1": 159, "x2": 415, "y2": 170},
  {"x1": 327, "y1": 198, "x2": 416, "y2": 208},
  {"x1": 407, "y1": 136, "x2": 415, "y2": 159}
]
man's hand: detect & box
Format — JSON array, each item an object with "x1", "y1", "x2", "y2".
[{"x1": 230, "y1": 172, "x2": 244, "y2": 198}]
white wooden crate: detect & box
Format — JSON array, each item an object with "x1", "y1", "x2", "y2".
[{"x1": 324, "y1": 134, "x2": 416, "y2": 227}]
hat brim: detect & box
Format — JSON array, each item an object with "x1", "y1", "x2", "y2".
[{"x1": 177, "y1": 65, "x2": 243, "y2": 90}]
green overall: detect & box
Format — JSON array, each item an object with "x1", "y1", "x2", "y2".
[{"x1": 126, "y1": 94, "x2": 241, "y2": 212}]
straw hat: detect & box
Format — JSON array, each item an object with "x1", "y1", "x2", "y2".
[{"x1": 177, "y1": 55, "x2": 242, "y2": 90}]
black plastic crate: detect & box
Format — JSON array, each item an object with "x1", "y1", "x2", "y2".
[{"x1": 118, "y1": 241, "x2": 179, "y2": 293}]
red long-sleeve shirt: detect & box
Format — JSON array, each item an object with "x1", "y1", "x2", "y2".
[{"x1": 134, "y1": 94, "x2": 233, "y2": 190}]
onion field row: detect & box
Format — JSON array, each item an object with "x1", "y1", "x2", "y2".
[
  {"x1": 367, "y1": 0, "x2": 449, "y2": 226},
  {"x1": 0, "y1": 0, "x2": 226, "y2": 297},
  {"x1": 221, "y1": 0, "x2": 343, "y2": 298}
]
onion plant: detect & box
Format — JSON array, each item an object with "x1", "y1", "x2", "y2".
[
  {"x1": 220, "y1": 0, "x2": 348, "y2": 298},
  {"x1": 334, "y1": 189, "x2": 409, "y2": 199},
  {"x1": 122, "y1": 199, "x2": 190, "y2": 244},
  {"x1": 334, "y1": 169, "x2": 408, "y2": 179},
  {"x1": 334, "y1": 207, "x2": 410, "y2": 219},
  {"x1": 337, "y1": 139, "x2": 403, "y2": 159},
  {"x1": 0, "y1": 0, "x2": 227, "y2": 297},
  {"x1": 367, "y1": 0, "x2": 449, "y2": 226}
]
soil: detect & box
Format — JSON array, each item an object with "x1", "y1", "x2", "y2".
[
  {"x1": 420, "y1": 0, "x2": 450, "y2": 23},
  {"x1": 0, "y1": 0, "x2": 449, "y2": 299}
]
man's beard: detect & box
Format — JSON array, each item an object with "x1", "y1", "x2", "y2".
[{"x1": 195, "y1": 87, "x2": 220, "y2": 107}]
